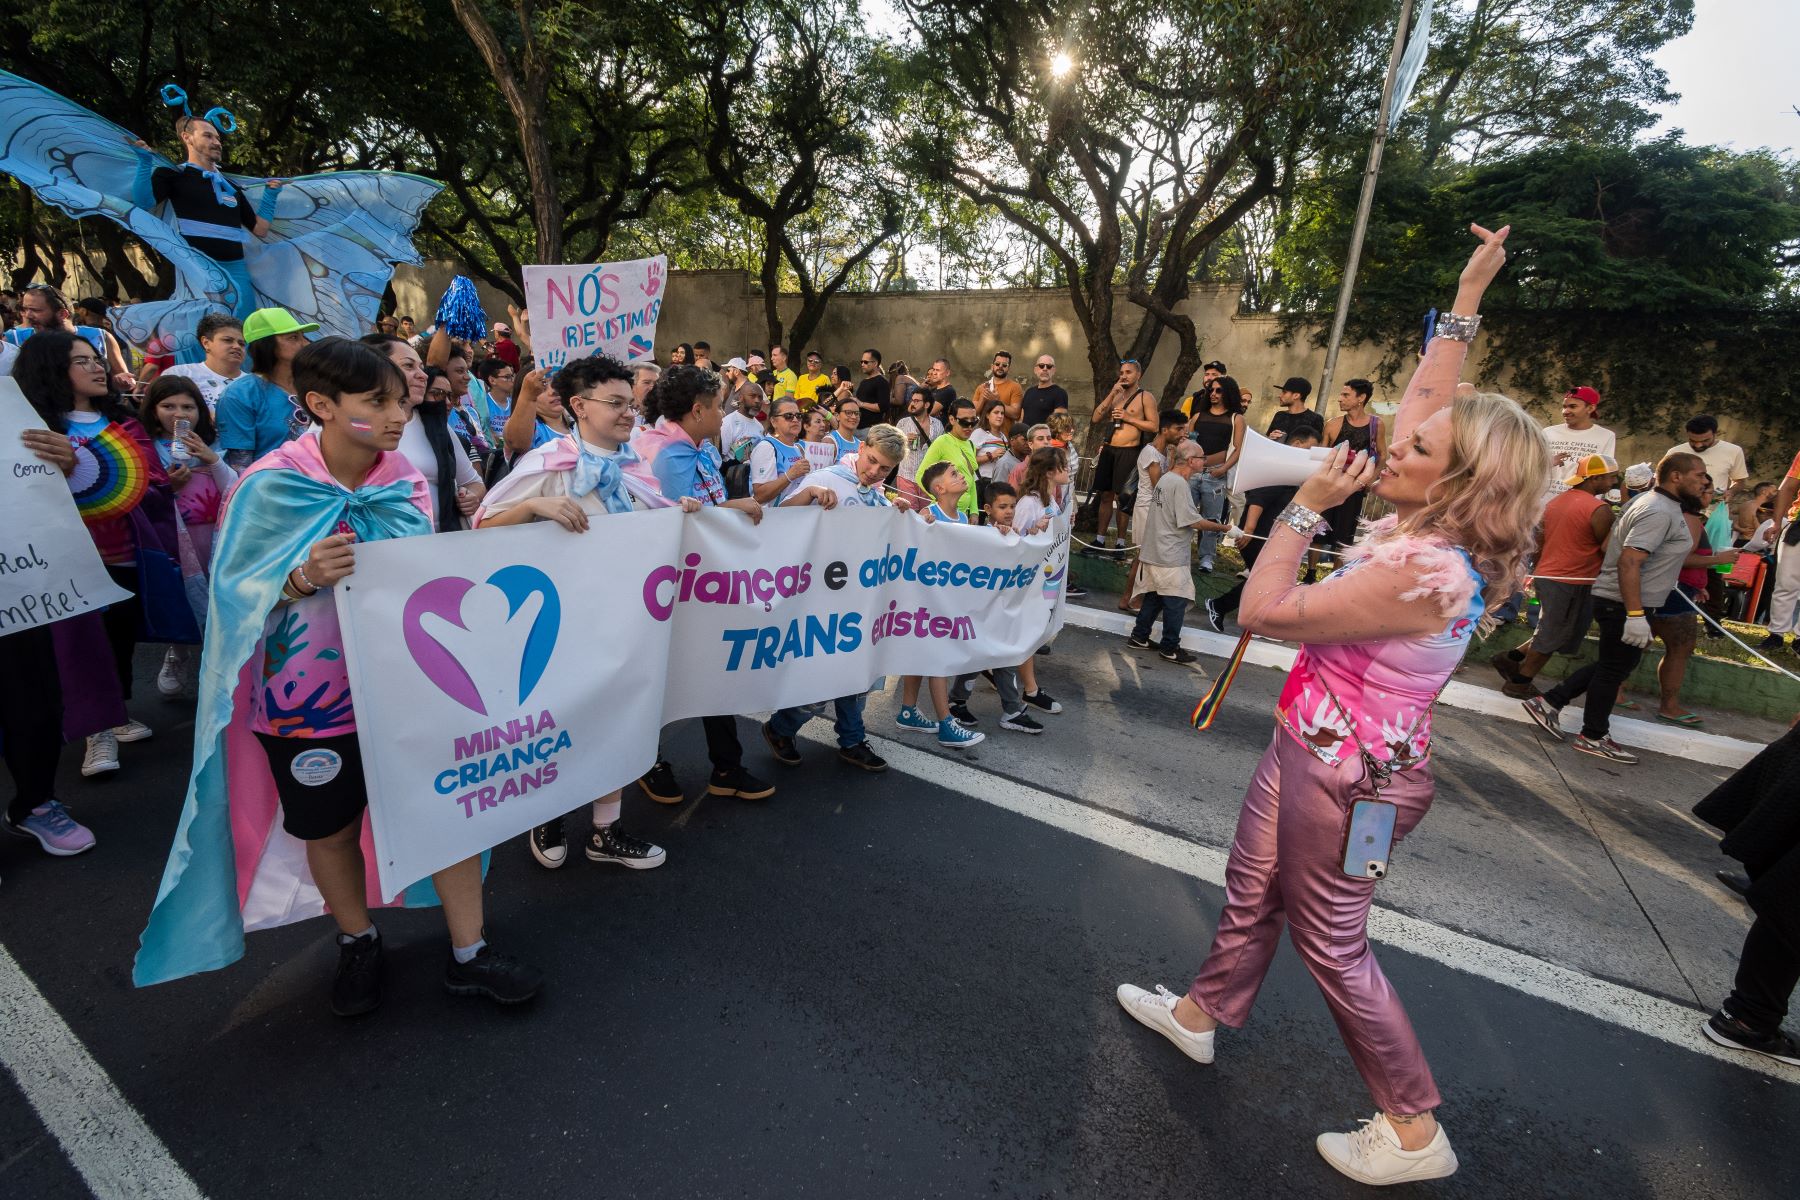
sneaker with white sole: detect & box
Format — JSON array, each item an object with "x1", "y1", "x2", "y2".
[
  {"x1": 528, "y1": 817, "x2": 568, "y2": 869},
  {"x1": 894, "y1": 705, "x2": 938, "y2": 733},
  {"x1": 947, "y1": 702, "x2": 980, "y2": 728},
  {"x1": 1703, "y1": 1010, "x2": 1800, "y2": 1066},
  {"x1": 81, "y1": 731, "x2": 119, "y2": 777},
  {"x1": 156, "y1": 647, "x2": 183, "y2": 697},
  {"x1": 936, "y1": 718, "x2": 985, "y2": 750},
  {"x1": 111, "y1": 719, "x2": 153, "y2": 743},
  {"x1": 1520, "y1": 696, "x2": 1564, "y2": 741},
  {"x1": 1316, "y1": 1113, "x2": 1458, "y2": 1185},
  {"x1": 999, "y1": 709, "x2": 1043, "y2": 734},
  {"x1": 6, "y1": 800, "x2": 96, "y2": 856},
  {"x1": 1573, "y1": 734, "x2": 1637, "y2": 764},
  {"x1": 1115, "y1": 982, "x2": 1215, "y2": 1064},
  {"x1": 586, "y1": 824, "x2": 666, "y2": 869},
  {"x1": 1021, "y1": 689, "x2": 1062, "y2": 715}
]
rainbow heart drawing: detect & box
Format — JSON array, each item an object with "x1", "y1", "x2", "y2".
[{"x1": 401, "y1": 565, "x2": 561, "y2": 716}]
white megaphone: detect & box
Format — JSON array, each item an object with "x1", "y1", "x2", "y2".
[{"x1": 1232, "y1": 427, "x2": 1335, "y2": 492}]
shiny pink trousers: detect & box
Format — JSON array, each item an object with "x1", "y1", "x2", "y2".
[{"x1": 1188, "y1": 730, "x2": 1442, "y2": 1115}]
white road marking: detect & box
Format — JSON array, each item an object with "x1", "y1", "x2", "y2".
[
  {"x1": 0, "y1": 944, "x2": 208, "y2": 1199},
  {"x1": 810, "y1": 728, "x2": 1800, "y2": 1086},
  {"x1": 1059, "y1": 605, "x2": 1767, "y2": 768}
]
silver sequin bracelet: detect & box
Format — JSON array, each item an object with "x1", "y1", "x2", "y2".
[{"x1": 1276, "y1": 502, "x2": 1325, "y2": 538}]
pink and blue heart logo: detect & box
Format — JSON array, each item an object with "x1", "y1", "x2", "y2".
[
  {"x1": 627, "y1": 333, "x2": 654, "y2": 358},
  {"x1": 401, "y1": 565, "x2": 560, "y2": 716}
]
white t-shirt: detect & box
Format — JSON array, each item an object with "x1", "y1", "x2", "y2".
[
  {"x1": 398, "y1": 414, "x2": 480, "y2": 525},
  {"x1": 749, "y1": 437, "x2": 808, "y2": 503},
  {"x1": 1665, "y1": 438, "x2": 1749, "y2": 496},
  {"x1": 721, "y1": 411, "x2": 763, "y2": 458},
  {"x1": 1134, "y1": 444, "x2": 1167, "y2": 511},
  {"x1": 973, "y1": 430, "x2": 1008, "y2": 481},
  {"x1": 0, "y1": 340, "x2": 16, "y2": 377},
  {"x1": 159, "y1": 362, "x2": 243, "y2": 413},
  {"x1": 1541, "y1": 422, "x2": 1616, "y2": 495},
  {"x1": 798, "y1": 466, "x2": 889, "y2": 508}
]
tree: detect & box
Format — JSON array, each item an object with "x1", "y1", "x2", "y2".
[
  {"x1": 685, "y1": 0, "x2": 901, "y2": 351},
  {"x1": 1269, "y1": 138, "x2": 1800, "y2": 434}
]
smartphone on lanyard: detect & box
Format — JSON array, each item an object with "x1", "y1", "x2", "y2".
[{"x1": 1342, "y1": 799, "x2": 1397, "y2": 880}]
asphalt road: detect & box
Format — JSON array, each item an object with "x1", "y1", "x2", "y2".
[{"x1": 1, "y1": 631, "x2": 1794, "y2": 1199}]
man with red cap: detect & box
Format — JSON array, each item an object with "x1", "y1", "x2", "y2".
[{"x1": 1541, "y1": 385, "x2": 1615, "y2": 496}]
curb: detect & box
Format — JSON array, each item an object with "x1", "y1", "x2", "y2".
[{"x1": 1060, "y1": 605, "x2": 1766, "y2": 770}]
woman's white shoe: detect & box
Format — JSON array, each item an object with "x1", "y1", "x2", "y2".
[
  {"x1": 1114, "y1": 982, "x2": 1215, "y2": 1064},
  {"x1": 1316, "y1": 1113, "x2": 1458, "y2": 1185}
]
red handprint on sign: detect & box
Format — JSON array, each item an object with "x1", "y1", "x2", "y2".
[{"x1": 643, "y1": 258, "x2": 664, "y2": 299}]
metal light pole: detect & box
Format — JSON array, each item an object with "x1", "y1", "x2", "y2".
[{"x1": 1315, "y1": 0, "x2": 1415, "y2": 413}]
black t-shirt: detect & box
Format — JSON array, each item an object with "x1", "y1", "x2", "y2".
[
  {"x1": 1267, "y1": 408, "x2": 1324, "y2": 445},
  {"x1": 918, "y1": 384, "x2": 957, "y2": 421},
  {"x1": 1020, "y1": 384, "x2": 1069, "y2": 427},
  {"x1": 855, "y1": 375, "x2": 890, "y2": 422},
  {"x1": 1244, "y1": 483, "x2": 1300, "y2": 537},
  {"x1": 153, "y1": 164, "x2": 257, "y2": 261}
]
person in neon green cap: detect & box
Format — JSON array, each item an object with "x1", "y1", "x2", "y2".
[{"x1": 215, "y1": 307, "x2": 318, "y2": 467}]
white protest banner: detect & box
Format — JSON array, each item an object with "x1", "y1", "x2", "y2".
[
  {"x1": 521, "y1": 255, "x2": 667, "y2": 371},
  {"x1": 0, "y1": 378, "x2": 132, "y2": 638},
  {"x1": 336, "y1": 506, "x2": 1067, "y2": 898}
]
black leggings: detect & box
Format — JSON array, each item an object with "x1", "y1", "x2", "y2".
[
  {"x1": 0, "y1": 626, "x2": 66, "y2": 821},
  {"x1": 102, "y1": 563, "x2": 142, "y2": 700}
]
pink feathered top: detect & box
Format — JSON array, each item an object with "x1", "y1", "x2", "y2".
[{"x1": 1274, "y1": 518, "x2": 1486, "y2": 769}]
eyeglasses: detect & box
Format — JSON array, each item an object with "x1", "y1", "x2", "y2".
[
  {"x1": 1035, "y1": 363, "x2": 1053, "y2": 369},
  {"x1": 954, "y1": 417, "x2": 978, "y2": 428},
  {"x1": 579, "y1": 394, "x2": 640, "y2": 413},
  {"x1": 773, "y1": 410, "x2": 800, "y2": 421},
  {"x1": 68, "y1": 354, "x2": 105, "y2": 369},
  {"x1": 426, "y1": 388, "x2": 454, "y2": 400}
]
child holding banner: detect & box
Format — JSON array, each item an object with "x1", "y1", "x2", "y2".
[
  {"x1": 475, "y1": 354, "x2": 698, "y2": 871},
  {"x1": 631, "y1": 365, "x2": 776, "y2": 804},
  {"x1": 893, "y1": 462, "x2": 987, "y2": 750},
  {"x1": 135, "y1": 337, "x2": 544, "y2": 1015},
  {"x1": 760, "y1": 423, "x2": 907, "y2": 774}
]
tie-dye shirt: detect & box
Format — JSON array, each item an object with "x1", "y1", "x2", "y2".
[{"x1": 1275, "y1": 528, "x2": 1485, "y2": 769}]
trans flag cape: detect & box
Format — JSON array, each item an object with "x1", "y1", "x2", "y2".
[
  {"x1": 134, "y1": 437, "x2": 441, "y2": 986},
  {"x1": 0, "y1": 70, "x2": 442, "y2": 363}
]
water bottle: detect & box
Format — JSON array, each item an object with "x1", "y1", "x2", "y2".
[{"x1": 170, "y1": 418, "x2": 192, "y2": 463}]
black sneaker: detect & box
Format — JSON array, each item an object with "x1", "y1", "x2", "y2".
[
  {"x1": 1065, "y1": 585, "x2": 1088, "y2": 598},
  {"x1": 1755, "y1": 633, "x2": 1785, "y2": 653},
  {"x1": 1703, "y1": 1011, "x2": 1800, "y2": 1066},
  {"x1": 948, "y1": 702, "x2": 980, "y2": 728},
  {"x1": 1126, "y1": 635, "x2": 1153, "y2": 650},
  {"x1": 331, "y1": 931, "x2": 384, "y2": 1018},
  {"x1": 639, "y1": 759, "x2": 683, "y2": 805},
  {"x1": 762, "y1": 720, "x2": 802, "y2": 766},
  {"x1": 1021, "y1": 689, "x2": 1062, "y2": 714},
  {"x1": 1160, "y1": 646, "x2": 1201, "y2": 666},
  {"x1": 837, "y1": 742, "x2": 889, "y2": 772},
  {"x1": 707, "y1": 766, "x2": 776, "y2": 800},
  {"x1": 1715, "y1": 869, "x2": 1751, "y2": 898},
  {"x1": 445, "y1": 944, "x2": 543, "y2": 1005},
  {"x1": 999, "y1": 709, "x2": 1044, "y2": 734},
  {"x1": 528, "y1": 817, "x2": 568, "y2": 869},
  {"x1": 1035, "y1": 644, "x2": 1052, "y2": 655},
  {"x1": 1202, "y1": 599, "x2": 1223, "y2": 633},
  {"x1": 586, "y1": 824, "x2": 666, "y2": 870}
]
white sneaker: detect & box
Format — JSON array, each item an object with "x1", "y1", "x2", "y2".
[
  {"x1": 1316, "y1": 1113, "x2": 1458, "y2": 1185},
  {"x1": 112, "y1": 719, "x2": 153, "y2": 743},
  {"x1": 156, "y1": 647, "x2": 183, "y2": 697},
  {"x1": 82, "y1": 732, "x2": 120, "y2": 777},
  {"x1": 1114, "y1": 982, "x2": 1215, "y2": 1064}
]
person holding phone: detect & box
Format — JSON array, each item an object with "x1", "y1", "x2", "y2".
[{"x1": 1114, "y1": 225, "x2": 1546, "y2": 1186}]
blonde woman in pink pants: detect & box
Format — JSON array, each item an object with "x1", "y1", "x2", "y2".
[{"x1": 1116, "y1": 224, "x2": 1547, "y2": 1187}]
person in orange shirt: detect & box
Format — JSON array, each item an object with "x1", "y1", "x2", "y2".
[
  {"x1": 1491, "y1": 454, "x2": 1619, "y2": 697},
  {"x1": 969, "y1": 350, "x2": 1025, "y2": 429}
]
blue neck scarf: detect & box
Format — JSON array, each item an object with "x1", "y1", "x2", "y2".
[
  {"x1": 182, "y1": 161, "x2": 238, "y2": 207},
  {"x1": 569, "y1": 440, "x2": 640, "y2": 516},
  {"x1": 823, "y1": 463, "x2": 888, "y2": 507}
]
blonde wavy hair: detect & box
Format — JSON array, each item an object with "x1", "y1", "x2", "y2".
[{"x1": 1392, "y1": 390, "x2": 1549, "y2": 604}]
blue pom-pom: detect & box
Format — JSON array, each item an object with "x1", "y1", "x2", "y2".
[{"x1": 435, "y1": 276, "x2": 488, "y2": 343}]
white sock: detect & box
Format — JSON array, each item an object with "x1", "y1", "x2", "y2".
[
  {"x1": 592, "y1": 797, "x2": 621, "y2": 827},
  {"x1": 337, "y1": 925, "x2": 377, "y2": 945},
  {"x1": 452, "y1": 937, "x2": 486, "y2": 964}
]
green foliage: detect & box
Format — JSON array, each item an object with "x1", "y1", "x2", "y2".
[{"x1": 1271, "y1": 137, "x2": 1800, "y2": 435}]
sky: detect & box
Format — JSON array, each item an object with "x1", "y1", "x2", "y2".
[{"x1": 1650, "y1": 0, "x2": 1799, "y2": 156}]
